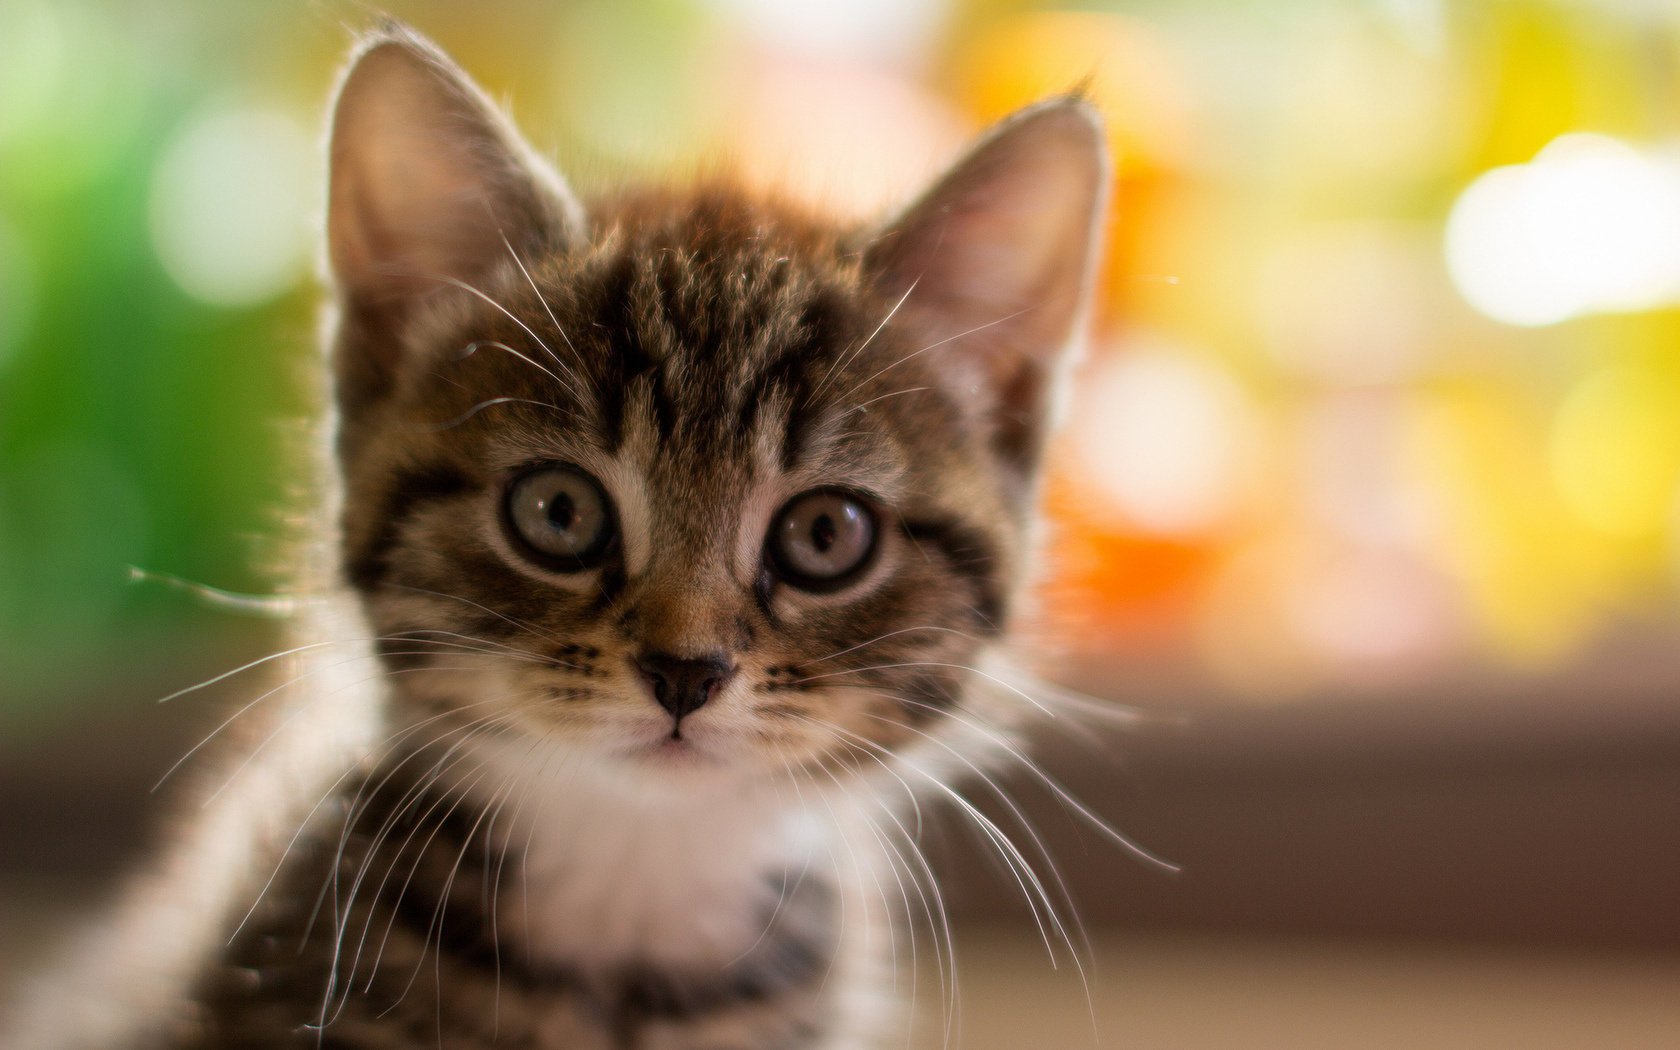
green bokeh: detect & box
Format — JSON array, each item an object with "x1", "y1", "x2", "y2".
[{"x1": 0, "y1": 0, "x2": 318, "y2": 723}]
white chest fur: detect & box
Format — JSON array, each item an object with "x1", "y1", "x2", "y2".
[{"x1": 466, "y1": 738, "x2": 831, "y2": 975}]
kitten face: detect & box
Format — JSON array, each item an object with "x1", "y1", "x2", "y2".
[
  {"x1": 338, "y1": 197, "x2": 1013, "y2": 775},
  {"x1": 324, "y1": 30, "x2": 1108, "y2": 783}
]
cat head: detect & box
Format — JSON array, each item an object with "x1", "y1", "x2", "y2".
[{"x1": 323, "y1": 26, "x2": 1108, "y2": 783}]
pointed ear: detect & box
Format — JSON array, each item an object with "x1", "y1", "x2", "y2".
[
  {"x1": 325, "y1": 25, "x2": 583, "y2": 414},
  {"x1": 863, "y1": 98, "x2": 1109, "y2": 483}
]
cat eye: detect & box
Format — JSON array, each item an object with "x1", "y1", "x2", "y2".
[
  {"x1": 767, "y1": 489, "x2": 878, "y2": 591},
  {"x1": 504, "y1": 464, "x2": 617, "y2": 570}
]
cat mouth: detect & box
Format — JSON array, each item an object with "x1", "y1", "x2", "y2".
[{"x1": 633, "y1": 735, "x2": 715, "y2": 767}]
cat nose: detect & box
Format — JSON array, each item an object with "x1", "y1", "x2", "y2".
[{"x1": 635, "y1": 651, "x2": 735, "y2": 721}]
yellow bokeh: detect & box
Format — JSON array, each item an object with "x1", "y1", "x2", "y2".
[
  {"x1": 947, "y1": 10, "x2": 1195, "y2": 176},
  {"x1": 1551, "y1": 366, "x2": 1680, "y2": 542},
  {"x1": 1405, "y1": 382, "x2": 1619, "y2": 663}
]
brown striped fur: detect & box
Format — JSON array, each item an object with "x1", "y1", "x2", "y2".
[{"x1": 6, "y1": 22, "x2": 1110, "y2": 1050}]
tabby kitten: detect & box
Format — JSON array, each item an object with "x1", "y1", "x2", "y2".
[{"x1": 10, "y1": 24, "x2": 1110, "y2": 1050}]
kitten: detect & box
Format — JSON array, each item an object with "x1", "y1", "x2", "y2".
[{"x1": 7, "y1": 23, "x2": 1110, "y2": 1050}]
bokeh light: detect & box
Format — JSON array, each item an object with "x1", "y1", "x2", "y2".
[
  {"x1": 1446, "y1": 134, "x2": 1680, "y2": 327},
  {"x1": 1550, "y1": 366, "x2": 1680, "y2": 540},
  {"x1": 703, "y1": 0, "x2": 948, "y2": 64},
  {"x1": 1255, "y1": 223, "x2": 1439, "y2": 385},
  {"x1": 1064, "y1": 344, "x2": 1253, "y2": 537},
  {"x1": 148, "y1": 105, "x2": 317, "y2": 307},
  {"x1": 3, "y1": 0, "x2": 1680, "y2": 721},
  {"x1": 0, "y1": 0, "x2": 67, "y2": 147}
]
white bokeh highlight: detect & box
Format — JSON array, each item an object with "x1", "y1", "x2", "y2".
[
  {"x1": 1066, "y1": 346, "x2": 1253, "y2": 535},
  {"x1": 149, "y1": 105, "x2": 316, "y2": 307},
  {"x1": 704, "y1": 0, "x2": 948, "y2": 64},
  {"x1": 1445, "y1": 133, "x2": 1680, "y2": 327}
]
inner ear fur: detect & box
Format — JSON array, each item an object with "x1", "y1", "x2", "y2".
[
  {"x1": 863, "y1": 98, "x2": 1110, "y2": 480},
  {"x1": 324, "y1": 24, "x2": 584, "y2": 420}
]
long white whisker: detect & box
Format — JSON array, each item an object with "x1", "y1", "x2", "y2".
[
  {"x1": 981, "y1": 650, "x2": 1170, "y2": 728},
  {"x1": 499, "y1": 231, "x2": 584, "y2": 372},
  {"x1": 165, "y1": 631, "x2": 567, "y2": 797},
  {"x1": 769, "y1": 746, "x2": 852, "y2": 997},
  {"x1": 810, "y1": 756, "x2": 899, "y2": 993},
  {"x1": 837, "y1": 306, "x2": 1033, "y2": 403},
  {"x1": 810, "y1": 276, "x2": 920, "y2": 402},
  {"x1": 847, "y1": 385, "x2": 930, "y2": 415},
  {"x1": 426, "y1": 396, "x2": 566, "y2": 432},
  {"x1": 800, "y1": 625, "x2": 981, "y2": 667},
  {"x1": 453, "y1": 339, "x2": 577, "y2": 399},
  {"x1": 852, "y1": 706, "x2": 1095, "y2": 968},
  {"x1": 423, "y1": 273, "x2": 580, "y2": 399},
  {"x1": 126, "y1": 565, "x2": 315, "y2": 617},
  {"x1": 230, "y1": 699, "x2": 509, "y2": 948},
  {"x1": 380, "y1": 584, "x2": 566, "y2": 648},
  {"x1": 318, "y1": 715, "x2": 514, "y2": 1024},
  {"x1": 366, "y1": 762, "x2": 496, "y2": 1015},
  {"x1": 816, "y1": 735, "x2": 957, "y2": 1046},
  {"x1": 793, "y1": 660, "x2": 1055, "y2": 717},
  {"x1": 894, "y1": 693, "x2": 1180, "y2": 875},
  {"x1": 798, "y1": 714, "x2": 1069, "y2": 976},
  {"x1": 154, "y1": 639, "x2": 360, "y2": 705}
]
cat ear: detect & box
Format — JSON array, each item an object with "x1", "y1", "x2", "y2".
[
  {"x1": 863, "y1": 98, "x2": 1109, "y2": 482},
  {"x1": 325, "y1": 25, "x2": 584, "y2": 414}
]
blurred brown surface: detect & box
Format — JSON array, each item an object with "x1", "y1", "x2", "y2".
[
  {"x1": 912, "y1": 926, "x2": 1680, "y2": 1049},
  {"x1": 975, "y1": 670, "x2": 1680, "y2": 948}
]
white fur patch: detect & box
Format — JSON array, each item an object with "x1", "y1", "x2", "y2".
[{"x1": 464, "y1": 734, "x2": 834, "y2": 974}]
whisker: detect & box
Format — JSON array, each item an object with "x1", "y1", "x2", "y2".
[
  {"x1": 792, "y1": 659, "x2": 1056, "y2": 717},
  {"x1": 808, "y1": 276, "x2": 920, "y2": 404},
  {"x1": 981, "y1": 650, "x2": 1170, "y2": 728},
  {"x1": 420, "y1": 272, "x2": 581, "y2": 399},
  {"x1": 154, "y1": 639, "x2": 366, "y2": 705},
  {"x1": 821, "y1": 736, "x2": 956, "y2": 1046},
  {"x1": 453, "y1": 339, "x2": 577, "y2": 399},
  {"x1": 126, "y1": 565, "x2": 316, "y2": 618},
  {"x1": 808, "y1": 757, "x2": 901, "y2": 997},
  {"x1": 484, "y1": 729, "x2": 551, "y2": 1037},
  {"x1": 892, "y1": 693, "x2": 1180, "y2": 875},
  {"x1": 798, "y1": 713, "x2": 1075, "y2": 983},
  {"x1": 846, "y1": 385, "x2": 930, "y2": 415},
  {"x1": 388, "y1": 768, "x2": 512, "y2": 1017},
  {"x1": 836, "y1": 306, "x2": 1033, "y2": 404},
  {"x1": 380, "y1": 584, "x2": 568, "y2": 651},
  {"x1": 798, "y1": 625, "x2": 981, "y2": 668},
  {"x1": 767, "y1": 745, "x2": 852, "y2": 997},
  {"x1": 851, "y1": 706, "x2": 1093, "y2": 958},
  {"x1": 499, "y1": 231, "x2": 586, "y2": 377},
  {"x1": 425, "y1": 396, "x2": 566, "y2": 432},
  {"x1": 230, "y1": 699, "x2": 508, "y2": 950},
  {"x1": 156, "y1": 633, "x2": 560, "y2": 794},
  {"x1": 321, "y1": 717, "x2": 513, "y2": 1026}
]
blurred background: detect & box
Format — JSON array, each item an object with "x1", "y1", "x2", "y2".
[{"x1": 3, "y1": 0, "x2": 1679, "y2": 1045}]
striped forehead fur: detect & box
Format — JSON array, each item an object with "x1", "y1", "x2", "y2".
[{"x1": 342, "y1": 187, "x2": 1013, "y2": 630}]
